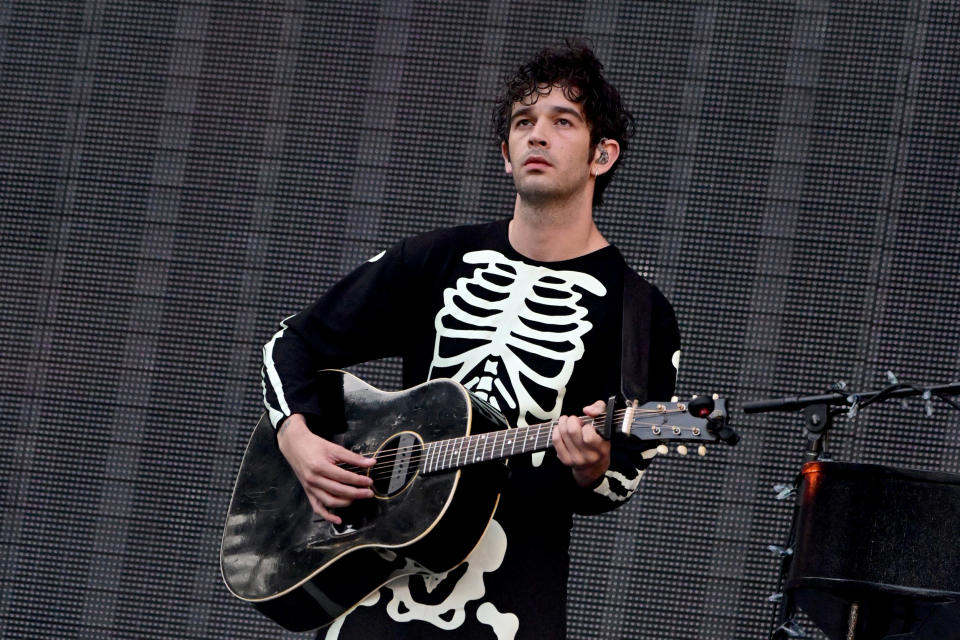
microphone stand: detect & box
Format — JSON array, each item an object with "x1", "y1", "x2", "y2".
[
  {"x1": 753, "y1": 380, "x2": 960, "y2": 639},
  {"x1": 743, "y1": 381, "x2": 960, "y2": 462}
]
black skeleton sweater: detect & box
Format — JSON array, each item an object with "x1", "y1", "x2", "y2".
[{"x1": 261, "y1": 218, "x2": 681, "y2": 640}]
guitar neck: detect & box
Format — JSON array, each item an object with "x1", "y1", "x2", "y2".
[
  {"x1": 418, "y1": 398, "x2": 729, "y2": 475},
  {"x1": 421, "y1": 417, "x2": 591, "y2": 474}
]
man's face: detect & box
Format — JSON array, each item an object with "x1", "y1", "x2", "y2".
[{"x1": 501, "y1": 85, "x2": 595, "y2": 206}]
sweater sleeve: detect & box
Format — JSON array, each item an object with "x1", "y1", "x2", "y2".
[
  {"x1": 570, "y1": 286, "x2": 681, "y2": 515},
  {"x1": 261, "y1": 241, "x2": 415, "y2": 431}
]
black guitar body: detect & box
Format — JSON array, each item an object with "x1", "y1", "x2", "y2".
[{"x1": 220, "y1": 370, "x2": 510, "y2": 631}]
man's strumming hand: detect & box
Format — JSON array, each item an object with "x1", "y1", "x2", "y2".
[{"x1": 276, "y1": 413, "x2": 376, "y2": 524}]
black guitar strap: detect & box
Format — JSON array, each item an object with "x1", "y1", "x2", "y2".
[{"x1": 620, "y1": 268, "x2": 652, "y2": 406}]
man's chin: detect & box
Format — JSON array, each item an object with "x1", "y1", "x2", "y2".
[{"x1": 517, "y1": 184, "x2": 571, "y2": 207}]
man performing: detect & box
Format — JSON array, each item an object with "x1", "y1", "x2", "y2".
[{"x1": 261, "y1": 41, "x2": 681, "y2": 639}]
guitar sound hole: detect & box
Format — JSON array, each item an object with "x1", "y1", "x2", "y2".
[{"x1": 371, "y1": 432, "x2": 423, "y2": 498}]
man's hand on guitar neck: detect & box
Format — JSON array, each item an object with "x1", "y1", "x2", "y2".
[
  {"x1": 276, "y1": 413, "x2": 377, "y2": 525},
  {"x1": 552, "y1": 400, "x2": 611, "y2": 488}
]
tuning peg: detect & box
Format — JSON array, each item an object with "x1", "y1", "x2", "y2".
[
  {"x1": 767, "y1": 592, "x2": 783, "y2": 603},
  {"x1": 671, "y1": 395, "x2": 679, "y2": 403},
  {"x1": 712, "y1": 393, "x2": 719, "y2": 400},
  {"x1": 698, "y1": 445, "x2": 707, "y2": 456},
  {"x1": 923, "y1": 389, "x2": 934, "y2": 417},
  {"x1": 676, "y1": 444, "x2": 688, "y2": 456},
  {"x1": 767, "y1": 544, "x2": 793, "y2": 558},
  {"x1": 656, "y1": 444, "x2": 669, "y2": 455}
]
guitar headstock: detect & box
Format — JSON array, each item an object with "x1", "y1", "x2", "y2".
[{"x1": 622, "y1": 395, "x2": 737, "y2": 455}]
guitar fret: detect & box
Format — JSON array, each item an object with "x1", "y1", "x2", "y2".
[
  {"x1": 429, "y1": 420, "x2": 575, "y2": 470},
  {"x1": 429, "y1": 426, "x2": 547, "y2": 461}
]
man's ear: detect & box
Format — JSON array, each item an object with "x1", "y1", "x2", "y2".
[
  {"x1": 501, "y1": 141, "x2": 513, "y2": 175},
  {"x1": 592, "y1": 138, "x2": 621, "y2": 176}
]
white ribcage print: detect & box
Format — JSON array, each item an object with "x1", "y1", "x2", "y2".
[{"x1": 428, "y1": 249, "x2": 606, "y2": 429}]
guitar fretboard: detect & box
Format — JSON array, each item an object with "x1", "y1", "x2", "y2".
[{"x1": 421, "y1": 418, "x2": 599, "y2": 474}]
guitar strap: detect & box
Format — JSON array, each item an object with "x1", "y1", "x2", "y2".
[{"x1": 620, "y1": 268, "x2": 652, "y2": 406}]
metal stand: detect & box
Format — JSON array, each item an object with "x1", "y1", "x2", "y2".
[
  {"x1": 752, "y1": 379, "x2": 960, "y2": 640},
  {"x1": 846, "y1": 603, "x2": 859, "y2": 640}
]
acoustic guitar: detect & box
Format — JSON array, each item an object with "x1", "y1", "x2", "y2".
[{"x1": 220, "y1": 369, "x2": 734, "y2": 631}]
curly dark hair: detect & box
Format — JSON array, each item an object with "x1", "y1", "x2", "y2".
[{"x1": 493, "y1": 39, "x2": 636, "y2": 206}]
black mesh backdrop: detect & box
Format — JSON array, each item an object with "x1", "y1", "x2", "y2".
[{"x1": 1, "y1": 1, "x2": 958, "y2": 638}]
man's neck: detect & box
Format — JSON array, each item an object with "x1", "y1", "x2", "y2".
[{"x1": 508, "y1": 195, "x2": 609, "y2": 262}]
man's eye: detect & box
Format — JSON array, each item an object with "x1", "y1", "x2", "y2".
[
  {"x1": 556, "y1": 118, "x2": 571, "y2": 126},
  {"x1": 515, "y1": 119, "x2": 531, "y2": 127}
]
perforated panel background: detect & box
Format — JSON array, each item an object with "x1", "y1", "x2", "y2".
[{"x1": 1, "y1": 2, "x2": 958, "y2": 639}]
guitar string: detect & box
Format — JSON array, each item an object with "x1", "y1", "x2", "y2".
[
  {"x1": 350, "y1": 417, "x2": 712, "y2": 483},
  {"x1": 337, "y1": 413, "x2": 710, "y2": 481},
  {"x1": 341, "y1": 406, "x2": 697, "y2": 463},
  {"x1": 331, "y1": 405, "x2": 693, "y2": 466}
]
